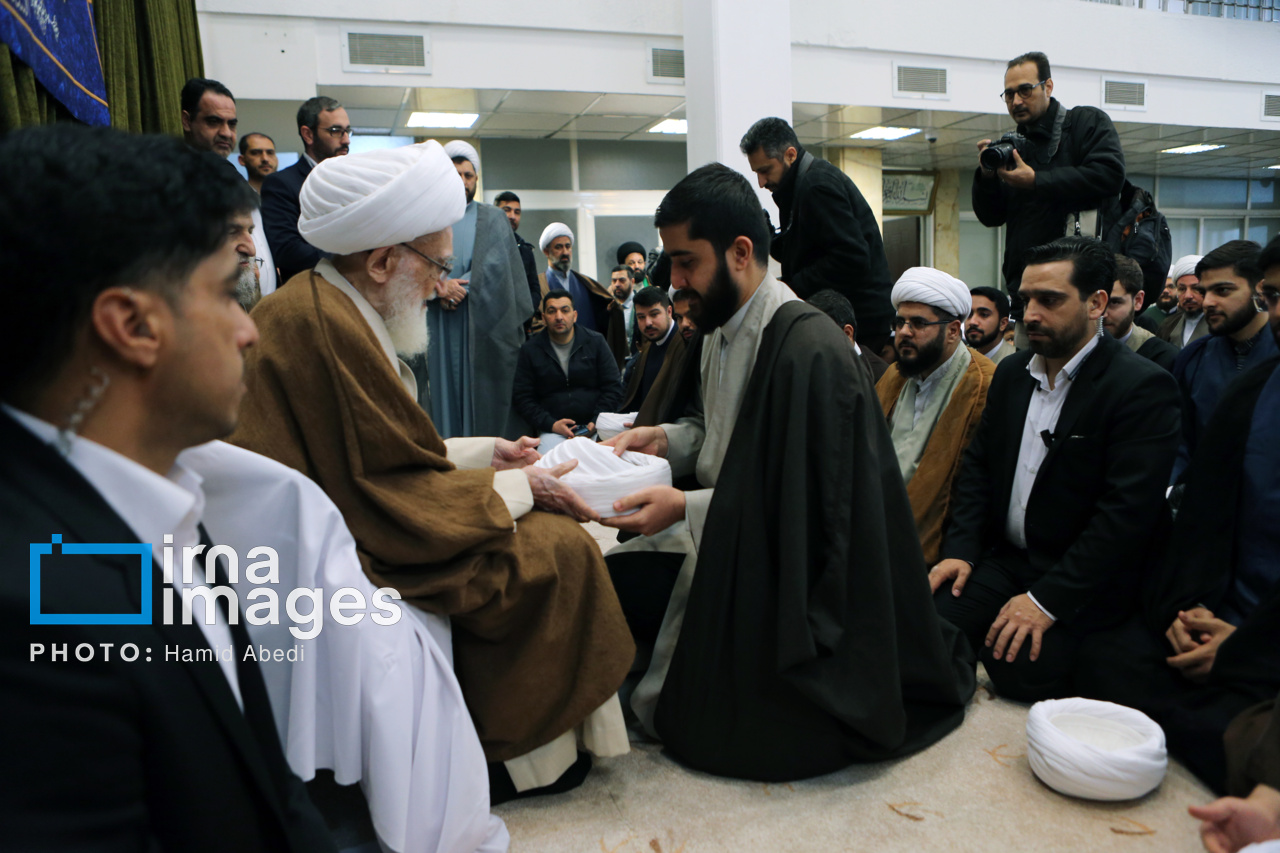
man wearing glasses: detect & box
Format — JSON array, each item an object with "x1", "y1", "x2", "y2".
[
  {"x1": 973, "y1": 51, "x2": 1125, "y2": 333},
  {"x1": 875, "y1": 268, "x2": 996, "y2": 568},
  {"x1": 261, "y1": 96, "x2": 353, "y2": 285}
]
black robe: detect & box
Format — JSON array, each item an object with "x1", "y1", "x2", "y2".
[{"x1": 652, "y1": 301, "x2": 976, "y2": 781}]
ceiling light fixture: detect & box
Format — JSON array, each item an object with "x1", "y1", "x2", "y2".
[
  {"x1": 649, "y1": 118, "x2": 687, "y2": 134},
  {"x1": 1160, "y1": 143, "x2": 1225, "y2": 155},
  {"x1": 1268, "y1": 164, "x2": 1280, "y2": 170},
  {"x1": 850, "y1": 126, "x2": 921, "y2": 141},
  {"x1": 406, "y1": 112, "x2": 479, "y2": 129}
]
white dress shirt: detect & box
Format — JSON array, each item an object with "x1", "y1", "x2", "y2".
[
  {"x1": 4, "y1": 405, "x2": 243, "y2": 707},
  {"x1": 250, "y1": 207, "x2": 278, "y2": 297},
  {"x1": 1004, "y1": 335, "x2": 1100, "y2": 620}
]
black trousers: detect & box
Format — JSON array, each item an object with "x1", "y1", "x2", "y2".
[
  {"x1": 605, "y1": 550, "x2": 685, "y2": 648},
  {"x1": 1075, "y1": 616, "x2": 1277, "y2": 794},
  {"x1": 934, "y1": 548, "x2": 1092, "y2": 704}
]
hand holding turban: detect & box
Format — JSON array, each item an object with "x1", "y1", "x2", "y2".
[
  {"x1": 443, "y1": 140, "x2": 479, "y2": 171},
  {"x1": 297, "y1": 141, "x2": 465, "y2": 256},
  {"x1": 891, "y1": 267, "x2": 972, "y2": 319},
  {"x1": 540, "y1": 222, "x2": 574, "y2": 253}
]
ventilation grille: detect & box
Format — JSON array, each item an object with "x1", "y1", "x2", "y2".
[
  {"x1": 1104, "y1": 80, "x2": 1146, "y2": 108},
  {"x1": 896, "y1": 66, "x2": 948, "y2": 96},
  {"x1": 1265, "y1": 93, "x2": 1280, "y2": 120},
  {"x1": 347, "y1": 33, "x2": 426, "y2": 68},
  {"x1": 651, "y1": 48, "x2": 685, "y2": 79}
]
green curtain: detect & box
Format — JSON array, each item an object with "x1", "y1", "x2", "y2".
[
  {"x1": 0, "y1": 43, "x2": 71, "y2": 132},
  {"x1": 94, "y1": 0, "x2": 203, "y2": 134},
  {"x1": 1, "y1": 0, "x2": 200, "y2": 133}
]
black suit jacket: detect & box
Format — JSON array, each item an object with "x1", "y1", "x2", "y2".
[
  {"x1": 261, "y1": 157, "x2": 328, "y2": 285},
  {"x1": 942, "y1": 335, "x2": 1181, "y2": 624},
  {"x1": 0, "y1": 412, "x2": 335, "y2": 853}
]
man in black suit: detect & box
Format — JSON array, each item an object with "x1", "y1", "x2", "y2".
[
  {"x1": 928, "y1": 236, "x2": 1181, "y2": 702},
  {"x1": 261, "y1": 95, "x2": 351, "y2": 285},
  {"x1": 740, "y1": 117, "x2": 894, "y2": 352},
  {"x1": 0, "y1": 125, "x2": 335, "y2": 852}
]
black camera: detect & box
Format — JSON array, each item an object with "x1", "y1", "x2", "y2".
[{"x1": 980, "y1": 131, "x2": 1029, "y2": 171}]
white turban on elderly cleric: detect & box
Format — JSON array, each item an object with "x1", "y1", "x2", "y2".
[
  {"x1": 1168, "y1": 254, "x2": 1203, "y2": 284},
  {"x1": 297, "y1": 140, "x2": 466, "y2": 256},
  {"x1": 443, "y1": 140, "x2": 480, "y2": 171},
  {"x1": 540, "y1": 222, "x2": 574, "y2": 253},
  {"x1": 891, "y1": 267, "x2": 972, "y2": 320}
]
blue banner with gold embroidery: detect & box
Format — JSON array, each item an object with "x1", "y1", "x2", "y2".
[{"x1": 0, "y1": 0, "x2": 108, "y2": 125}]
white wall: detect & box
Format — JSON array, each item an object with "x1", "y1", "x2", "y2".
[{"x1": 198, "y1": 0, "x2": 1280, "y2": 131}]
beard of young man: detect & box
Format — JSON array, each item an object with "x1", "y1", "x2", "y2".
[
  {"x1": 895, "y1": 327, "x2": 948, "y2": 378},
  {"x1": 382, "y1": 267, "x2": 435, "y2": 358},
  {"x1": 690, "y1": 254, "x2": 742, "y2": 333},
  {"x1": 964, "y1": 322, "x2": 1002, "y2": 353},
  {"x1": 1206, "y1": 297, "x2": 1258, "y2": 337},
  {"x1": 1026, "y1": 305, "x2": 1094, "y2": 360}
]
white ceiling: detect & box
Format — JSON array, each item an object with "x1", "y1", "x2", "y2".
[{"x1": 297, "y1": 85, "x2": 1280, "y2": 179}]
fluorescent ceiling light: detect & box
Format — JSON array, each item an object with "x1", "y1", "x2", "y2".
[
  {"x1": 406, "y1": 112, "x2": 478, "y2": 129},
  {"x1": 1268, "y1": 164, "x2": 1280, "y2": 170},
  {"x1": 850, "y1": 126, "x2": 921, "y2": 141},
  {"x1": 649, "y1": 118, "x2": 687, "y2": 134},
  {"x1": 1160, "y1": 143, "x2": 1225, "y2": 155}
]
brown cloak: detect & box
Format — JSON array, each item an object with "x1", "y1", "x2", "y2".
[
  {"x1": 231, "y1": 271, "x2": 634, "y2": 761},
  {"x1": 876, "y1": 350, "x2": 996, "y2": 565}
]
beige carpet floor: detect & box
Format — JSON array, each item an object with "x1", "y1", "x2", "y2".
[{"x1": 494, "y1": 524, "x2": 1217, "y2": 852}]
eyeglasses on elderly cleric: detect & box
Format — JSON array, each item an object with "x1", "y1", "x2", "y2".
[
  {"x1": 399, "y1": 243, "x2": 455, "y2": 277},
  {"x1": 1000, "y1": 81, "x2": 1048, "y2": 102},
  {"x1": 893, "y1": 316, "x2": 955, "y2": 332}
]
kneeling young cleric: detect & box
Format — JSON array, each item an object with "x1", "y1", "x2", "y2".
[{"x1": 601, "y1": 163, "x2": 975, "y2": 782}]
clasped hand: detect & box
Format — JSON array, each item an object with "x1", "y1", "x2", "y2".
[{"x1": 1165, "y1": 608, "x2": 1236, "y2": 682}]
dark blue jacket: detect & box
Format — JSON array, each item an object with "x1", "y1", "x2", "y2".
[
  {"x1": 261, "y1": 157, "x2": 328, "y2": 284},
  {"x1": 513, "y1": 324, "x2": 624, "y2": 433}
]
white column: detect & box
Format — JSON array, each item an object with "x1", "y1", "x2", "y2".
[{"x1": 682, "y1": 0, "x2": 791, "y2": 216}]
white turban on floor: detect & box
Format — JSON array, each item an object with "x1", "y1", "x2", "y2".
[
  {"x1": 1168, "y1": 254, "x2": 1203, "y2": 284},
  {"x1": 891, "y1": 267, "x2": 972, "y2": 319},
  {"x1": 297, "y1": 141, "x2": 465, "y2": 256},
  {"x1": 540, "y1": 222, "x2": 574, "y2": 253},
  {"x1": 443, "y1": 140, "x2": 479, "y2": 171},
  {"x1": 1026, "y1": 698, "x2": 1167, "y2": 801}
]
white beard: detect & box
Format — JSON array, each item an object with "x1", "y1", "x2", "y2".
[{"x1": 381, "y1": 270, "x2": 433, "y2": 358}]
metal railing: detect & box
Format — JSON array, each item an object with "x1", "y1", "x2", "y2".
[{"x1": 1082, "y1": 0, "x2": 1278, "y2": 19}]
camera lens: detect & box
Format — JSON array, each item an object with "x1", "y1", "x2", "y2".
[{"x1": 981, "y1": 142, "x2": 1014, "y2": 171}]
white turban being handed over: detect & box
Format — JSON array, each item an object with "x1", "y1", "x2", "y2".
[
  {"x1": 540, "y1": 222, "x2": 574, "y2": 253},
  {"x1": 1168, "y1": 254, "x2": 1203, "y2": 284},
  {"x1": 443, "y1": 139, "x2": 479, "y2": 170},
  {"x1": 297, "y1": 140, "x2": 465, "y2": 256},
  {"x1": 891, "y1": 267, "x2": 972, "y2": 320}
]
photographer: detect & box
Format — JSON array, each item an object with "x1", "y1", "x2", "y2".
[{"x1": 974, "y1": 52, "x2": 1125, "y2": 320}]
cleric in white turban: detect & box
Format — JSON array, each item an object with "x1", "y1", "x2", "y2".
[
  {"x1": 877, "y1": 265, "x2": 995, "y2": 564},
  {"x1": 230, "y1": 141, "x2": 635, "y2": 804},
  {"x1": 538, "y1": 221, "x2": 612, "y2": 334},
  {"x1": 1163, "y1": 253, "x2": 1208, "y2": 349}
]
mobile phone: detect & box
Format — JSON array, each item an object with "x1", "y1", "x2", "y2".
[{"x1": 571, "y1": 424, "x2": 592, "y2": 437}]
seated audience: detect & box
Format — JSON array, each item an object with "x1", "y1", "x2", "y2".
[
  {"x1": 1171, "y1": 241, "x2": 1277, "y2": 483},
  {"x1": 967, "y1": 286, "x2": 1016, "y2": 365},
  {"x1": 929, "y1": 236, "x2": 1180, "y2": 703},
  {"x1": 513, "y1": 289, "x2": 625, "y2": 449},
  {"x1": 230, "y1": 143, "x2": 633, "y2": 803},
  {"x1": 1160, "y1": 254, "x2": 1209, "y2": 350},
  {"x1": 602, "y1": 164, "x2": 974, "y2": 782},
  {"x1": 619, "y1": 287, "x2": 685, "y2": 415},
  {"x1": 672, "y1": 287, "x2": 699, "y2": 344},
  {"x1": 876, "y1": 269, "x2": 995, "y2": 566},
  {"x1": 630, "y1": 275, "x2": 705, "y2": 430},
  {"x1": 0, "y1": 125, "x2": 335, "y2": 851},
  {"x1": 1077, "y1": 236, "x2": 1280, "y2": 795},
  {"x1": 807, "y1": 288, "x2": 890, "y2": 384},
  {"x1": 1106, "y1": 254, "x2": 1178, "y2": 372}
]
